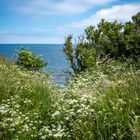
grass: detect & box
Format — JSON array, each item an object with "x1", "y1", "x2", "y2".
[{"x1": 0, "y1": 56, "x2": 140, "y2": 140}]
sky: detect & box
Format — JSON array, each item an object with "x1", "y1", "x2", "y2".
[{"x1": 0, "y1": 0, "x2": 140, "y2": 44}]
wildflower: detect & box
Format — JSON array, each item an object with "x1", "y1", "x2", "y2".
[
  {"x1": 23, "y1": 124, "x2": 29, "y2": 131},
  {"x1": 52, "y1": 111, "x2": 60, "y2": 117}
]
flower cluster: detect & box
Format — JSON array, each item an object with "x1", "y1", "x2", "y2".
[
  {"x1": 0, "y1": 57, "x2": 140, "y2": 139},
  {"x1": 0, "y1": 95, "x2": 41, "y2": 139}
]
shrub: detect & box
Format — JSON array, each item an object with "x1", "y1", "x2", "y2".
[
  {"x1": 15, "y1": 47, "x2": 47, "y2": 71},
  {"x1": 63, "y1": 12, "x2": 140, "y2": 73}
]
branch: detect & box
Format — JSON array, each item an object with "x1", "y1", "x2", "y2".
[{"x1": 96, "y1": 53, "x2": 111, "y2": 65}]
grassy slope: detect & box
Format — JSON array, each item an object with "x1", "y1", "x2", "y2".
[
  {"x1": 0, "y1": 56, "x2": 140, "y2": 140},
  {"x1": 0, "y1": 56, "x2": 57, "y2": 139}
]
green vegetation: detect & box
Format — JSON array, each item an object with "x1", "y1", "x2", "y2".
[
  {"x1": 15, "y1": 48, "x2": 47, "y2": 71},
  {"x1": 0, "y1": 55, "x2": 140, "y2": 140},
  {"x1": 0, "y1": 12, "x2": 140, "y2": 140},
  {"x1": 63, "y1": 12, "x2": 140, "y2": 73}
]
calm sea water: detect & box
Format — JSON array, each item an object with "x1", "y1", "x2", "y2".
[{"x1": 0, "y1": 44, "x2": 72, "y2": 84}]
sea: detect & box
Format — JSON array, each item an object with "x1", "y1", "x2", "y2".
[{"x1": 0, "y1": 44, "x2": 72, "y2": 84}]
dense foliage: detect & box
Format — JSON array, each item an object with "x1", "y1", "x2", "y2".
[
  {"x1": 0, "y1": 11, "x2": 140, "y2": 140},
  {"x1": 0, "y1": 56, "x2": 140, "y2": 140},
  {"x1": 15, "y1": 48, "x2": 47, "y2": 71},
  {"x1": 63, "y1": 12, "x2": 140, "y2": 73}
]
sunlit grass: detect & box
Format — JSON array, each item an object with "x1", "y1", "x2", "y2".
[{"x1": 0, "y1": 56, "x2": 140, "y2": 140}]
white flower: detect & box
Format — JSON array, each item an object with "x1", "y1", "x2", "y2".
[
  {"x1": 23, "y1": 124, "x2": 29, "y2": 131},
  {"x1": 52, "y1": 111, "x2": 60, "y2": 118}
]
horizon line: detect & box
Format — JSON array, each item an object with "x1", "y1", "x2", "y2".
[{"x1": 0, "y1": 43, "x2": 65, "y2": 45}]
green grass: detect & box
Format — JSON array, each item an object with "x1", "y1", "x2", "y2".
[{"x1": 0, "y1": 56, "x2": 140, "y2": 140}]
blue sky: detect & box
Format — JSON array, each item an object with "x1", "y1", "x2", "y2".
[{"x1": 0, "y1": 0, "x2": 140, "y2": 44}]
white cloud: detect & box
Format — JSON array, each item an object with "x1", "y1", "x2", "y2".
[
  {"x1": 16, "y1": 0, "x2": 116, "y2": 15},
  {"x1": 2, "y1": 2, "x2": 140, "y2": 44},
  {"x1": 67, "y1": 3, "x2": 140, "y2": 29}
]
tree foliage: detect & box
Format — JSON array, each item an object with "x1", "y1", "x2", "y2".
[
  {"x1": 63, "y1": 12, "x2": 140, "y2": 73},
  {"x1": 15, "y1": 48, "x2": 47, "y2": 71}
]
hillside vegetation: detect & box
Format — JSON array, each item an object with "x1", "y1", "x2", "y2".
[
  {"x1": 64, "y1": 12, "x2": 140, "y2": 73},
  {"x1": 0, "y1": 56, "x2": 140, "y2": 140},
  {"x1": 0, "y1": 12, "x2": 140, "y2": 140}
]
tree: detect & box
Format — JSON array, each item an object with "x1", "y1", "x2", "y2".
[
  {"x1": 63, "y1": 35, "x2": 96, "y2": 73},
  {"x1": 15, "y1": 48, "x2": 47, "y2": 71},
  {"x1": 63, "y1": 12, "x2": 140, "y2": 73}
]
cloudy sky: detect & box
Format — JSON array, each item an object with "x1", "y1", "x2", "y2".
[{"x1": 0, "y1": 0, "x2": 140, "y2": 44}]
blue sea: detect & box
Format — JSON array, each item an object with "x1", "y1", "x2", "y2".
[{"x1": 0, "y1": 44, "x2": 72, "y2": 84}]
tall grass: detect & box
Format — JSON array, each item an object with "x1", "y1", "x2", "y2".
[
  {"x1": 0, "y1": 56, "x2": 56, "y2": 139},
  {"x1": 0, "y1": 56, "x2": 140, "y2": 140}
]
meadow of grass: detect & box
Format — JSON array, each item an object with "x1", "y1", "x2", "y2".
[{"x1": 0, "y1": 56, "x2": 140, "y2": 140}]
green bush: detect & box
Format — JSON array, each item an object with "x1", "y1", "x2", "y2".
[
  {"x1": 15, "y1": 48, "x2": 47, "y2": 71},
  {"x1": 63, "y1": 12, "x2": 140, "y2": 73}
]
